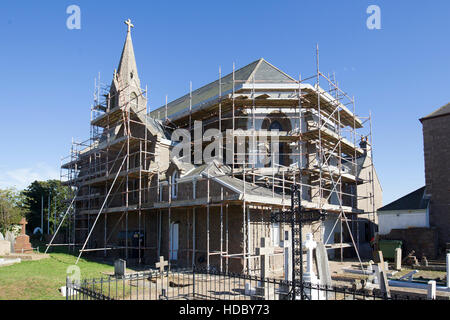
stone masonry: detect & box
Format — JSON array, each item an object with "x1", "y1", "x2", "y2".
[{"x1": 421, "y1": 109, "x2": 450, "y2": 251}]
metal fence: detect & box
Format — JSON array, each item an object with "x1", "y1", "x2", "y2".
[{"x1": 66, "y1": 267, "x2": 427, "y2": 301}]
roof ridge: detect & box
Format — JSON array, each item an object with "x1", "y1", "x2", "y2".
[
  {"x1": 256, "y1": 58, "x2": 298, "y2": 82},
  {"x1": 420, "y1": 102, "x2": 450, "y2": 121},
  {"x1": 247, "y1": 58, "x2": 265, "y2": 83},
  {"x1": 378, "y1": 186, "x2": 427, "y2": 212}
]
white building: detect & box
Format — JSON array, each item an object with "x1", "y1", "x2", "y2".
[{"x1": 377, "y1": 186, "x2": 429, "y2": 235}]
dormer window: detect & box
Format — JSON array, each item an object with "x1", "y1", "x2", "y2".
[{"x1": 171, "y1": 171, "x2": 179, "y2": 199}]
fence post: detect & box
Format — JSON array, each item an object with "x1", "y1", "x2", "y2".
[
  {"x1": 66, "y1": 276, "x2": 69, "y2": 301},
  {"x1": 427, "y1": 280, "x2": 436, "y2": 300},
  {"x1": 192, "y1": 266, "x2": 196, "y2": 299},
  {"x1": 446, "y1": 253, "x2": 450, "y2": 288}
]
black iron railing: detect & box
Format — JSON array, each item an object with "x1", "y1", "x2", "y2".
[{"x1": 66, "y1": 267, "x2": 428, "y2": 301}]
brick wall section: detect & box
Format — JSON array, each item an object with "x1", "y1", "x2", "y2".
[
  {"x1": 380, "y1": 227, "x2": 438, "y2": 259},
  {"x1": 422, "y1": 114, "x2": 450, "y2": 248}
]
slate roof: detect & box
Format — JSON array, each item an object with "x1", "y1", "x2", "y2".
[
  {"x1": 177, "y1": 160, "x2": 284, "y2": 199},
  {"x1": 378, "y1": 186, "x2": 429, "y2": 212},
  {"x1": 149, "y1": 58, "x2": 297, "y2": 121},
  {"x1": 420, "y1": 102, "x2": 450, "y2": 122}
]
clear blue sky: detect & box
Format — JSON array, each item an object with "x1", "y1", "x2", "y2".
[{"x1": 0, "y1": 1, "x2": 449, "y2": 205}]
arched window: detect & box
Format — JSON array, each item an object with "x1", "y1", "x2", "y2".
[
  {"x1": 130, "y1": 92, "x2": 138, "y2": 110},
  {"x1": 269, "y1": 120, "x2": 283, "y2": 132},
  {"x1": 171, "y1": 171, "x2": 179, "y2": 199},
  {"x1": 268, "y1": 120, "x2": 285, "y2": 166}
]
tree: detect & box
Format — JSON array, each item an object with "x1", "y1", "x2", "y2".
[
  {"x1": 0, "y1": 188, "x2": 25, "y2": 234},
  {"x1": 22, "y1": 180, "x2": 71, "y2": 236}
]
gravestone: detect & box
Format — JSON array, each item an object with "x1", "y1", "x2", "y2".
[
  {"x1": 367, "y1": 260, "x2": 376, "y2": 283},
  {"x1": 14, "y1": 218, "x2": 33, "y2": 253},
  {"x1": 114, "y1": 259, "x2": 126, "y2": 277},
  {"x1": 372, "y1": 264, "x2": 380, "y2": 284},
  {"x1": 5, "y1": 231, "x2": 15, "y2": 253},
  {"x1": 378, "y1": 268, "x2": 391, "y2": 298},
  {"x1": 253, "y1": 237, "x2": 275, "y2": 300},
  {"x1": 316, "y1": 241, "x2": 332, "y2": 287},
  {"x1": 256, "y1": 237, "x2": 274, "y2": 280},
  {"x1": 394, "y1": 248, "x2": 402, "y2": 271},
  {"x1": 155, "y1": 256, "x2": 168, "y2": 281},
  {"x1": 303, "y1": 233, "x2": 323, "y2": 300},
  {"x1": 156, "y1": 256, "x2": 168, "y2": 273},
  {"x1": 0, "y1": 240, "x2": 10, "y2": 255},
  {"x1": 403, "y1": 250, "x2": 419, "y2": 266},
  {"x1": 375, "y1": 251, "x2": 391, "y2": 298}
]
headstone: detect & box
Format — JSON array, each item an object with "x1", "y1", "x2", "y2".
[
  {"x1": 403, "y1": 250, "x2": 419, "y2": 266},
  {"x1": 156, "y1": 256, "x2": 169, "y2": 283},
  {"x1": 155, "y1": 256, "x2": 168, "y2": 273},
  {"x1": 394, "y1": 248, "x2": 402, "y2": 271},
  {"x1": 427, "y1": 280, "x2": 436, "y2": 300},
  {"x1": 421, "y1": 256, "x2": 429, "y2": 267},
  {"x1": 378, "y1": 266, "x2": 391, "y2": 298},
  {"x1": 0, "y1": 240, "x2": 11, "y2": 255},
  {"x1": 13, "y1": 218, "x2": 33, "y2": 253},
  {"x1": 367, "y1": 261, "x2": 376, "y2": 283},
  {"x1": 5, "y1": 231, "x2": 15, "y2": 253},
  {"x1": 303, "y1": 233, "x2": 324, "y2": 300},
  {"x1": 114, "y1": 259, "x2": 126, "y2": 277},
  {"x1": 367, "y1": 260, "x2": 374, "y2": 274},
  {"x1": 155, "y1": 256, "x2": 169, "y2": 297},
  {"x1": 304, "y1": 234, "x2": 317, "y2": 277},
  {"x1": 253, "y1": 237, "x2": 275, "y2": 300},
  {"x1": 372, "y1": 264, "x2": 380, "y2": 284},
  {"x1": 316, "y1": 241, "x2": 332, "y2": 287},
  {"x1": 374, "y1": 250, "x2": 384, "y2": 264},
  {"x1": 255, "y1": 237, "x2": 274, "y2": 281},
  {"x1": 375, "y1": 251, "x2": 391, "y2": 298}
]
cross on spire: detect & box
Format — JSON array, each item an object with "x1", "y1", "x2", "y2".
[{"x1": 125, "y1": 19, "x2": 134, "y2": 33}]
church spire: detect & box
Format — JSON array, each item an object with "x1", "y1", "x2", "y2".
[
  {"x1": 117, "y1": 19, "x2": 140, "y2": 89},
  {"x1": 109, "y1": 19, "x2": 146, "y2": 115}
]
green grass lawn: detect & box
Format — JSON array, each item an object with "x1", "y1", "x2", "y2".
[{"x1": 0, "y1": 243, "x2": 115, "y2": 300}]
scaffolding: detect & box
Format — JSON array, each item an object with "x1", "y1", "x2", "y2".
[
  {"x1": 147, "y1": 48, "x2": 377, "y2": 271},
  {"x1": 52, "y1": 26, "x2": 376, "y2": 275}
]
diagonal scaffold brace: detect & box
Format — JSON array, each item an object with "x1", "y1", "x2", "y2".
[
  {"x1": 75, "y1": 154, "x2": 128, "y2": 264},
  {"x1": 44, "y1": 190, "x2": 79, "y2": 254}
]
